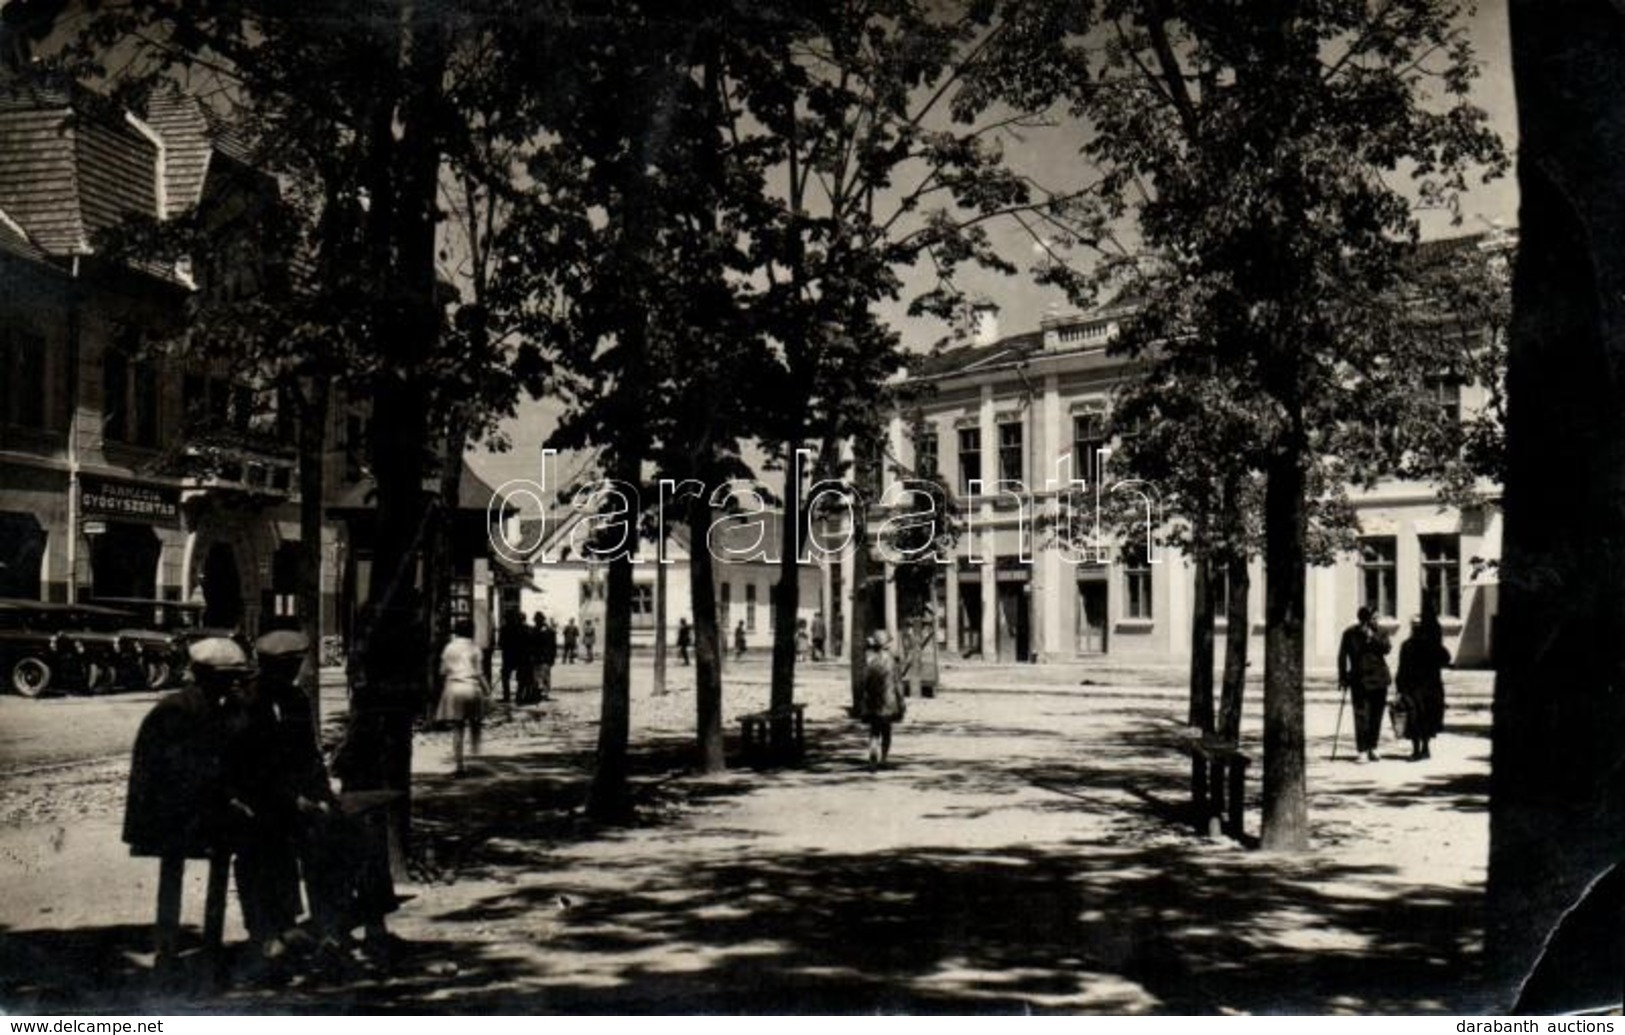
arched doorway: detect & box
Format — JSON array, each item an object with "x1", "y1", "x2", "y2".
[{"x1": 201, "y1": 541, "x2": 244, "y2": 629}]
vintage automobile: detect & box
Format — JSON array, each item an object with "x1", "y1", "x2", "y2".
[
  {"x1": 84, "y1": 597, "x2": 237, "y2": 689},
  {"x1": 72, "y1": 601, "x2": 177, "y2": 690},
  {"x1": 0, "y1": 599, "x2": 113, "y2": 696}
]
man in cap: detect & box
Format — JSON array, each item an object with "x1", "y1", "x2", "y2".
[
  {"x1": 229, "y1": 630, "x2": 326, "y2": 970},
  {"x1": 249, "y1": 630, "x2": 398, "y2": 972},
  {"x1": 124, "y1": 636, "x2": 255, "y2": 977}
]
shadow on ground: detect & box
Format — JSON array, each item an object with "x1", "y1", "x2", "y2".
[{"x1": 0, "y1": 705, "x2": 1492, "y2": 1014}]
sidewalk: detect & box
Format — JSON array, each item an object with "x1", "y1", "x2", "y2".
[{"x1": 0, "y1": 660, "x2": 1497, "y2": 1014}]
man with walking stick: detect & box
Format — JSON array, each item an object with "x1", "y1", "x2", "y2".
[{"x1": 1336, "y1": 606, "x2": 1393, "y2": 763}]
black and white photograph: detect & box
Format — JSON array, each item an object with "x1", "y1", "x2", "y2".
[{"x1": 0, "y1": 0, "x2": 1621, "y2": 1018}]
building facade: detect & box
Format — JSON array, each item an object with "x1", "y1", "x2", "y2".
[
  {"x1": 867, "y1": 290, "x2": 1502, "y2": 673},
  {"x1": 510, "y1": 508, "x2": 824, "y2": 651},
  {"x1": 0, "y1": 80, "x2": 352, "y2": 634}
]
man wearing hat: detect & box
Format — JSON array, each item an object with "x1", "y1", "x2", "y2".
[
  {"x1": 124, "y1": 636, "x2": 256, "y2": 976},
  {"x1": 250, "y1": 630, "x2": 399, "y2": 968},
  {"x1": 229, "y1": 630, "x2": 328, "y2": 968},
  {"x1": 246, "y1": 630, "x2": 398, "y2": 970}
]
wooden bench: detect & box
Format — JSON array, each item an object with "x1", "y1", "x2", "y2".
[
  {"x1": 152, "y1": 789, "x2": 402, "y2": 980},
  {"x1": 738, "y1": 703, "x2": 808, "y2": 766},
  {"x1": 1177, "y1": 735, "x2": 1252, "y2": 841}
]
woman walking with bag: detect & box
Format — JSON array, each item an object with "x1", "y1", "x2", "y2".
[
  {"x1": 859, "y1": 631, "x2": 907, "y2": 772},
  {"x1": 436, "y1": 619, "x2": 490, "y2": 777},
  {"x1": 1395, "y1": 611, "x2": 1450, "y2": 760}
]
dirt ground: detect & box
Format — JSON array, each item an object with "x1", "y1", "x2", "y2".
[{"x1": 0, "y1": 656, "x2": 1499, "y2": 1015}]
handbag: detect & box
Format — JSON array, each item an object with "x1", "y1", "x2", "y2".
[{"x1": 1390, "y1": 696, "x2": 1412, "y2": 739}]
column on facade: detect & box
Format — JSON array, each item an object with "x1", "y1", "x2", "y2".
[
  {"x1": 884, "y1": 413, "x2": 904, "y2": 644},
  {"x1": 978, "y1": 385, "x2": 998, "y2": 659},
  {"x1": 820, "y1": 553, "x2": 833, "y2": 657},
  {"x1": 1166, "y1": 549, "x2": 1189, "y2": 659},
  {"x1": 839, "y1": 522, "x2": 856, "y2": 663},
  {"x1": 1037, "y1": 373, "x2": 1063, "y2": 661},
  {"x1": 1396, "y1": 522, "x2": 1422, "y2": 625},
  {"x1": 1311, "y1": 564, "x2": 1339, "y2": 668},
  {"x1": 944, "y1": 554, "x2": 961, "y2": 656}
]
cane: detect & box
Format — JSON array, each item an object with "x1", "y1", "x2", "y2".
[{"x1": 1331, "y1": 680, "x2": 1350, "y2": 761}]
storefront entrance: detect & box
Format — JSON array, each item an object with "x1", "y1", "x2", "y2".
[
  {"x1": 1076, "y1": 579, "x2": 1108, "y2": 654},
  {"x1": 89, "y1": 523, "x2": 160, "y2": 599}
]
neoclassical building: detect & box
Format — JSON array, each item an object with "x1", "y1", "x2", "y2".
[{"x1": 859, "y1": 265, "x2": 1504, "y2": 673}]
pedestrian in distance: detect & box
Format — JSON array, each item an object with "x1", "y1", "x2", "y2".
[
  {"x1": 795, "y1": 618, "x2": 810, "y2": 661},
  {"x1": 859, "y1": 631, "x2": 907, "y2": 771},
  {"x1": 497, "y1": 611, "x2": 530, "y2": 705},
  {"x1": 534, "y1": 615, "x2": 558, "y2": 701},
  {"x1": 582, "y1": 618, "x2": 596, "y2": 663},
  {"x1": 526, "y1": 611, "x2": 550, "y2": 703},
  {"x1": 435, "y1": 619, "x2": 490, "y2": 777},
  {"x1": 676, "y1": 617, "x2": 692, "y2": 666},
  {"x1": 563, "y1": 618, "x2": 579, "y2": 664},
  {"x1": 811, "y1": 612, "x2": 826, "y2": 661},
  {"x1": 1337, "y1": 606, "x2": 1393, "y2": 763},
  {"x1": 734, "y1": 620, "x2": 747, "y2": 659},
  {"x1": 1395, "y1": 609, "x2": 1451, "y2": 760}
]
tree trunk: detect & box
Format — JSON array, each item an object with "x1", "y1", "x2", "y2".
[
  {"x1": 349, "y1": 3, "x2": 447, "y2": 851},
  {"x1": 297, "y1": 375, "x2": 329, "y2": 735},
  {"x1": 1217, "y1": 551, "x2": 1251, "y2": 744},
  {"x1": 425, "y1": 429, "x2": 464, "y2": 705},
  {"x1": 688, "y1": 490, "x2": 726, "y2": 772},
  {"x1": 1489, "y1": 1, "x2": 1625, "y2": 1007},
  {"x1": 1188, "y1": 550, "x2": 1215, "y2": 733},
  {"x1": 587, "y1": 447, "x2": 639, "y2": 822},
  {"x1": 1260, "y1": 443, "x2": 1308, "y2": 852},
  {"x1": 770, "y1": 439, "x2": 802, "y2": 754}
]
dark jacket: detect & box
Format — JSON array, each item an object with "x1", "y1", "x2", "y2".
[
  {"x1": 1396, "y1": 634, "x2": 1450, "y2": 739},
  {"x1": 1338, "y1": 622, "x2": 1392, "y2": 693},
  {"x1": 499, "y1": 620, "x2": 531, "y2": 665},
  {"x1": 536, "y1": 625, "x2": 559, "y2": 666},
  {"x1": 123, "y1": 687, "x2": 242, "y2": 858}
]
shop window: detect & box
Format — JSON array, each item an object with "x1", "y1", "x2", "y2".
[
  {"x1": 957, "y1": 427, "x2": 981, "y2": 497},
  {"x1": 0, "y1": 512, "x2": 45, "y2": 598},
  {"x1": 745, "y1": 583, "x2": 757, "y2": 632},
  {"x1": 1123, "y1": 546, "x2": 1153, "y2": 620},
  {"x1": 720, "y1": 581, "x2": 732, "y2": 630},
  {"x1": 1359, "y1": 537, "x2": 1398, "y2": 618},
  {"x1": 1420, "y1": 534, "x2": 1461, "y2": 619}
]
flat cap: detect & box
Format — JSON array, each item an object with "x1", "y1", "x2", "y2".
[
  {"x1": 255, "y1": 629, "x2": 310, "y2": 658},
  {"x1": 187, "y1": 636, "x2": 254, "y2": 671}
]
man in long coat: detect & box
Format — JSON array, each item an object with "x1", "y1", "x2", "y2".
[{"x1": 124, "y1": 637, "x2": 255, "y2": 973}]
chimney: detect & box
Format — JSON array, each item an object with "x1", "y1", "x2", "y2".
[{"x1": 972, "y1": 300, "x2": 1000, "y2": 347}]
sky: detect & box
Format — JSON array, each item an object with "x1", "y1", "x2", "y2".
[{"x1": 467, "y1": 1, "x2": 1521, "y2": 499}]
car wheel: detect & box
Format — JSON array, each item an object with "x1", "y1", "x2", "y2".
[
  {"x1": 11, "y1": 656, "x2": 51, "y2": 697},
  {"x1": 144, "y1": 659, "x2": 172, "y2": 689},
  {"x1": 80, "y1": 661, "x2": 116, "y2": 694}
]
